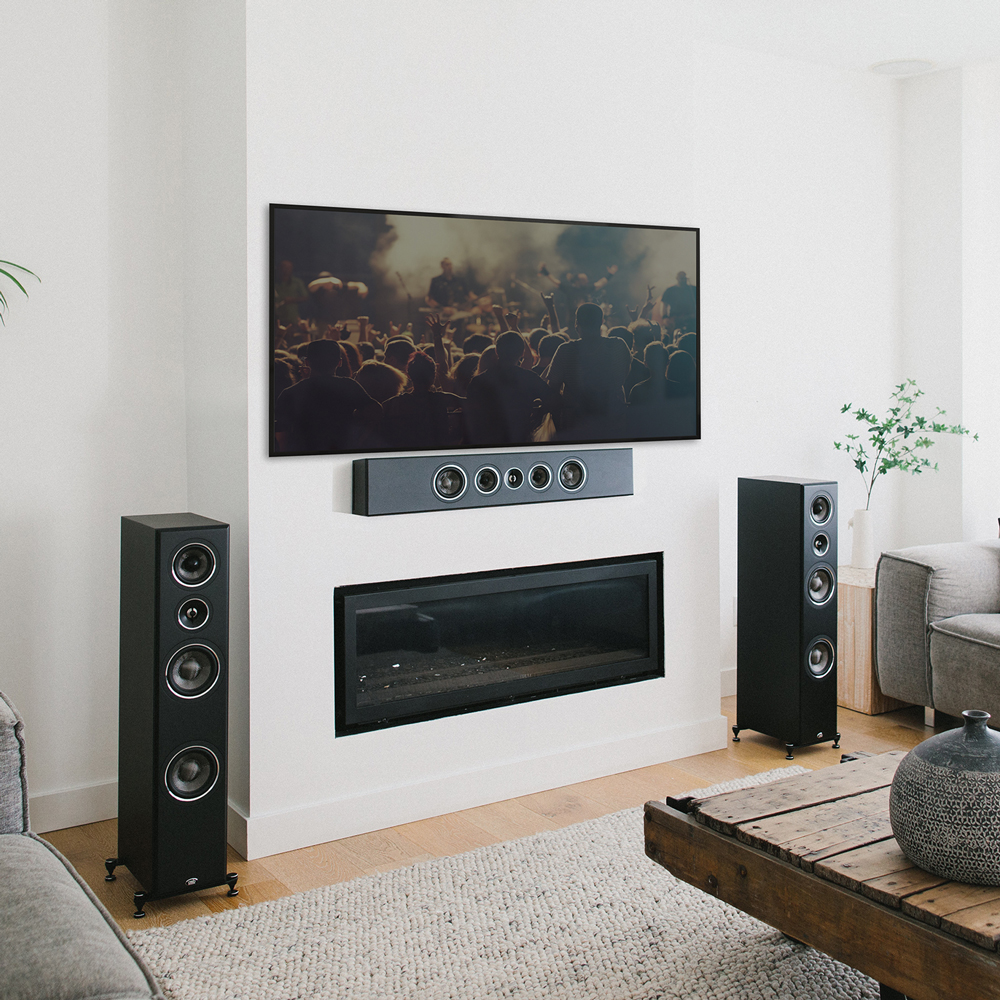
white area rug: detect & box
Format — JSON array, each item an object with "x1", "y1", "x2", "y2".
[{"x1": 130, "y1": 766, "x2": 880, "y2": 999}]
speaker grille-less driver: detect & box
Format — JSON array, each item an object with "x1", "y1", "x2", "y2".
[
  {"x1": 164, "y1": 746, "x2": 219, "y2": 801},
  {"x1": 165, "y1": 645, "x2": 220, "y2": 698},
  {"x1": 172, "y1": 544, "x2": 217, "y2": 587},
  {"x1": 433, "y1": 465, "x2": 467, "y2": 501}
]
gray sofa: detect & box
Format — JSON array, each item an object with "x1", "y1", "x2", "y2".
[
  {"x1": 0, "y1": 690, "x2": 163, "y2": 1000},
  {"x1": 875, "y1": 540, "x2": 1000, "y2": 720}
]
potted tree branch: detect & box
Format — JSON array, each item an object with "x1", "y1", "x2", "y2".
[{"x1": 835, "y1": 379, "x2": 976, "y2": 568}]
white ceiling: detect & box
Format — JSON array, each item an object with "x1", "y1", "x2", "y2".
[{"x1": 676, "y1": 0, "x2": 1000, "y2": 72}]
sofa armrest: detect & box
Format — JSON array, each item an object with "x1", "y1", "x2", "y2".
[
  {"x1": 875, "y1": 541, "x2": 1000, "y2": 708},
  {"x1": 0, "y1": 690, "x2": 29, "y2": 834}
]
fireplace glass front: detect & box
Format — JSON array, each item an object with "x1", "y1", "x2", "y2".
[{"x1": 335, "y1": 553, "x2": 663, "y2": 736}]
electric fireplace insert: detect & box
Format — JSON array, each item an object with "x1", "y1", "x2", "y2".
[{"x1": 335, "y1": 553, "x2": 663, "y2": 736}]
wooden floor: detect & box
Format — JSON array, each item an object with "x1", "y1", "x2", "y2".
[{"x1": 42, "y1": 697, "x2": 942, "y2": 931}]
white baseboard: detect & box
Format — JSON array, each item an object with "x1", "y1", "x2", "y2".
[
  {"x1": 720, "y1": 667, "x2": 736, "y2": 697},
  {"x1": 240, "y1": 714, "x2": 728, "y2": 860},
  {"x1": 30, "y1": 780, "x2": 117, "y2": 834}
]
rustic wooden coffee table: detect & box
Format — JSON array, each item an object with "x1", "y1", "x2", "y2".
[{"x1": 644, "y1": 752, "x2": 1000, "y2": 1000}]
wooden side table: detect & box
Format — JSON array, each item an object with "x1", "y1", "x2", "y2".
[{"x1": 837, "y1": 565, "x2": 909, "y2": 715}]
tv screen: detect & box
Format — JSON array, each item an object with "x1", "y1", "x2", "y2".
[{"x1": 270, "y1": 204, "x2": 698, "y2": 456}]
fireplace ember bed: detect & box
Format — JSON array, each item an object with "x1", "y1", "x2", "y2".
[{"x1": 335, "y1": 554, "x2": 664, "y2": 736}]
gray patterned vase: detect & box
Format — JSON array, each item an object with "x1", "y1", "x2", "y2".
[{"x1": 889, "y1": 710, "x2": 1000, "y2": 885}]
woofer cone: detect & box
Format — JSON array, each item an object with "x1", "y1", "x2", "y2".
[
  {"x1": 177, "y1": 598, "x2": 211, "y2": 630},
  {"x1": 806, "y1": 638, "x2": 835, "y2": 678},
  {"x1": 165, "y1": 645, "x2": 220, "y2": 699},
  {"x1": 810, "y1": 493, "x2": 833, "y2": 525},
  {"x1": 812, "y1": 532, "x2": 830, "y2": 557},
  {"x1": 164, "y1": 746, "x2": 219, "y2": 801},
  {"x1": 807, "y1": 566, "x2": 835, "y2": 605},
  {"x1": 432, "y1": 465, "x2": 467, "y2": 502},
  {"x1": 558, "y1": 459, "x2": 586, "y2": 491},
  {"x1": 474, "y1": 466, "x2": 501, "y2": 495},
  {"x1": 528, "y1": 463, "x2": 552, "y2": 491},
  {"x1": 171, "y1": 543, "x2": 216, "y2": 588}
]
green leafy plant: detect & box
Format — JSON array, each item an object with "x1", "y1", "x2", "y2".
[
  {"x1": 0, "y1": 259, "x2": 39, "y2": 324},
  {"x1": 835, "y1": 378, "x2": 976, "y2": 510}
]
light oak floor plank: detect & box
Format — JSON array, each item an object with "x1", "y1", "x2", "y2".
[{"x1": 42, "y1": 700, "x2": 943, "y2": 929}]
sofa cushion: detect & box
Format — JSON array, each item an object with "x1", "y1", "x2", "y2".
[
  {"x1": 0, "y1": 833, "x2": 162, "y2": 1000},
  {"x1": 875, "y1": 541, "x2": 1000, "y2": 708},
  {"x1": 0, "y1": 690, "x2": 28, "y2": 834},
  {"x1": 930, "y1": 614, "x2": 1000, "y2": 721}
]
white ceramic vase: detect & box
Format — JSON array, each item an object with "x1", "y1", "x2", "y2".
[{"x1": 849, "y1": 507, "x2": 876, "y2": 569}]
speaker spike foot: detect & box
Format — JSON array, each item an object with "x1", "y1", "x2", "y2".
[
  {"x1": 785, "y1": 744, "x2": 795, "y2": 760},
  {"x1": 731, "y1": 726, "x2": 741, "y2": 742},
  {"x1": 104, "y1": 858, "x2": 120, "y2": 882},
  {"x1": 133, "y1": 891, "x2": 147, "y2": 919},
  {"x1": 832, "y1": 733, "x2": 841, "y2": 749},
  {"x1": 226, "y1": 872, "x2": 239, "y2": 897}
]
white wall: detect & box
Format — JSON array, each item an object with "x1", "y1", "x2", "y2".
[
  {"x1": 6, "y1": 2, "x2": 994, "y2": 849},
  {"x1": 960, "y1": 64, "x2": 1000, "y2": 542},
  {"x1": 239, "y1": 3, "x2": 901, "y2": 856},
  {"x1": 0, "y1": 1, "x2": 190, "y2": 831}
]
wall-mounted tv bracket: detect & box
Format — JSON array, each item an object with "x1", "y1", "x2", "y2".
[{"x1": 352, "y1": 448, "x2": 632, "y2": 516}]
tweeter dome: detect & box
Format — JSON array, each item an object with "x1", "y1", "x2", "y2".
[{"x1": 352, "y1": 448, "x2": 632, "y2": 516}]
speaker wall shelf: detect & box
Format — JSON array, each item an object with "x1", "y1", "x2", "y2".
[{"x1": 352, "y1": 448, "x2": 633, "y2": 516}]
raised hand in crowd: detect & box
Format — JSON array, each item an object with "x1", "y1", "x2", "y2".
[
  {"x1": 505, "y1": 310, "x2": 522, "y2": 333},
  {"x1": 492, "y1": 304, "x2": 509, "y2": 332},
  {"x1": 641, "y1": 284, "x2": 657, "y2": 319},
  {"x1": 540, "y1": 291, "x2": 560, "y2": 333}
]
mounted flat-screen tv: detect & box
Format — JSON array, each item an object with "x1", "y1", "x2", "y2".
[{"x1": 270, "y1": 204, "x2": 699, "y2": 457}]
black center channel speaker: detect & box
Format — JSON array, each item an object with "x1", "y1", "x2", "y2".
[
  {"x1": 733, "y1": 477, "x2": 840, "y2": 759},
  {"x1": 105, "y1": 513, "x2": 238, "y2": 918}
]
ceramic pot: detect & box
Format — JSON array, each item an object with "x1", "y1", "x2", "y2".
[
  {"x1": 889, "y1": 710, "x2": 1000, "y2": 884},
  {"x1": 848, "y1": 507, "x2": 875, "y2": 569}
]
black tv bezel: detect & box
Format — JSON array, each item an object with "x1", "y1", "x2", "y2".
[{"x1": 269, "y1": 202, "x2": 700, "y2": 458}]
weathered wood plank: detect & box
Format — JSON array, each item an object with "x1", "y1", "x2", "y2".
[
  {"x1": 693, "y1": 751, "x2": 905, "y2": 834},
  {"x1": 736, "y1": 786, "x2": 889, "y2": 858},
  {"x1": 859, "y1": 867, "x2": 949, "y2": 909},
  {"x1": 813, "y1": 838, "x2": 912, "y2": 890},
  {"x1": 941, "y1": 898, "x2": 1000, "y2": 951},
  {"x1": 781, "y1": 809, "x2": 895, "y2": 871},
  {"x1": 644, "y1": 800, "x2": 1000, "y2": 1000},
  {"x1": 902, "y1": 883, "x2": 1000, "y2": 927}
]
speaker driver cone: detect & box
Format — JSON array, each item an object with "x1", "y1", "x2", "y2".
[
  {"x1": 812, "y1": 532, "x2": 830, "y2": 557},
  {"x1": 806, "y1": 638, "x2": 835, "y2": 678},
  {"x1": 558, "y1": 459, "x2": 586, "y2": 491},
  {"x1": 171, "y1": 544, "x2": 216, "y2": 587},
  {"x1": 810, "y1": 494, "x2": 833, "y2": 525},
  {"x1": 165, "y1": 645, "x2": 220, "y2": 698},
  {"x1": 528, "y1": 463, "x2": 552, "y2": 491},
  {"x1": 432, "y1": 465, "x2": 467, "y2": 501},
  {"x1": 164, "y1": 746, "x2": 219, "y2": 801},
  {"x1": 474, "y1": 466, "x2": 500, "y2": 495},
  {"x1": 807, "y1": 567, "x2": 835, "y2": 605}
]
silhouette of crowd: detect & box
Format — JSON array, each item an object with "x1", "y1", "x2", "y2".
[{"x1": 273, "y1": 258, "x2": 697, "y2": 455}]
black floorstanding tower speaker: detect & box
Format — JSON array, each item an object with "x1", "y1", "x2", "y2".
[
  {"x1": 733, "y1": 477, "x2": 840, "y2": 759},
  {"x1": 105, "y1": 513, "x2": 238, "y2": 917}
]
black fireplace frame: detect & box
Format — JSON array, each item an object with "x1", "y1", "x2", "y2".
[{"x1": 334, "y1": 553, "x2": 664, "y2": 737}]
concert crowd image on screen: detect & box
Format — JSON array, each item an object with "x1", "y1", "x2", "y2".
[{"x1": 270, "y1": 204, "x2": 699, "y2": 457}]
